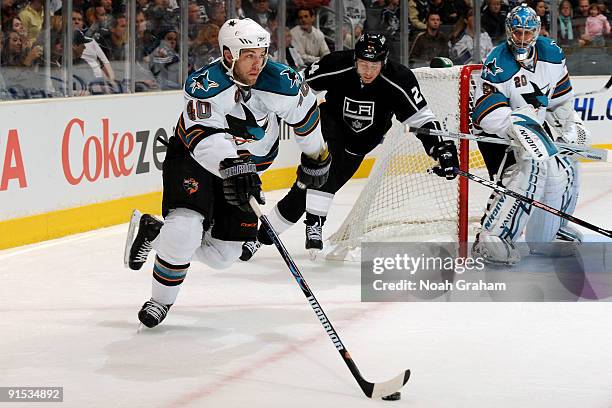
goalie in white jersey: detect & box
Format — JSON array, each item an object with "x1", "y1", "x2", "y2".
[
  {"x1": 472, "y1": 4, "x2": 590, "y2": 264},
  {"x1": 123, "y1": 18, "x2": 331, "y2": 328}
]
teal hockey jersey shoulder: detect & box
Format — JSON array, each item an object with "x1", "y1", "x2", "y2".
[
  {"x1": 254, "y1": 60, "x2": 302, "y2": 96},
  {"x1": 184, "y1": 61, "x2": 233, "y2": 99},
  {"x1": 535, "y1": 37, "x2": 565, "y2": 64},
  {"x1": 481, "y1": 43, "x2": 520, "y2": 84}
]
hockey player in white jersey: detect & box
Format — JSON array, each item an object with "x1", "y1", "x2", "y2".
[
  {"x1": 123, "y1": 18, "x2": 331, "y2": 328},
  {"x1": 471, "y1": 4, "x2": 590, "y2": 264}
]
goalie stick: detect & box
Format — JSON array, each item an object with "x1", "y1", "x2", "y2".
[
  {"x1": 249, "y1": 196, "x2": 411, "y2": 399},
  {"x1": 450, "y1": 168, "x2": 612, "y2": 239},
  {"x1": 574, "y1": 75, "x2": 612, "y2": 97},
  {"x1": 410, "y1": 127, "x2": 610, "y2": 162}
]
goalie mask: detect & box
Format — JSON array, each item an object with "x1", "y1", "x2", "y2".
[
  {"x1": 505, "y1": 4, "x2": 541, "y2": 62},
  {"x1": 218, "y1": 18, "x2": 270, "y2": 86},
  {"x1": 354, "y1": 33, "x2": 389, "y2": 65}
]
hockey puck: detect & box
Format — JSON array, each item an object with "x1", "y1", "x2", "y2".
[{"x1": 382, "y1": 391, "x2": 401, "y2": 401}]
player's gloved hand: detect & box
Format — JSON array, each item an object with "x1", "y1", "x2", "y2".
[
  {"x1": 296, "y1": 146, "x2": 332, "y2": 189},
  {"x1": 219, "y1": 157, "x2": 265, "y2": 212},
  {"x1": 431, "y1": 140, "x2": 459, "y2": 180}
]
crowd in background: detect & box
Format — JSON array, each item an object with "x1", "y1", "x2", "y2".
[{"x1": 0, "y1": 0, "x2": 610, "y2": 100}]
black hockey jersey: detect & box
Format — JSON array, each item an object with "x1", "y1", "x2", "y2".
[{"x1": 304, "y1": 50, "x2": 440, "y2": 155}]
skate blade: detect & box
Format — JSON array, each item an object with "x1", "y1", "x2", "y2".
[{"x1": 123, "y1": 209, "x2": 143, "y2": 268}]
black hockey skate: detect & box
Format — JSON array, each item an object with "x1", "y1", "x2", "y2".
[
  {"x1": 240, "y1": 240, "x2": 262, "y2": 261},
  {"x1": 138, "y1": 298, "x2": 171, "y2": 328},
  {"x1": 124, "y1": 210, "x2": 163, "y2": 270},
  {"x1": 304, "y1": 214, "x2": 325, "y2": 258}
]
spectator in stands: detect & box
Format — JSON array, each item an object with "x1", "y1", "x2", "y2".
[
  {"x1": 318, "y1": 0, "x2": 365, "y2": 48},
  {"x1": 481, "y1": 0, "x2": 508, "y2": 43},
  {"x1": 409, "y1": 12, "x2": 450, "y2": 66},
  {"x1": 72, "y1": 29, "x2": 109, "y2": 95},
  {"x1": 18, "y1": 0, "x2": 44, "y2": 44},
  {"x1": 234, "y1": 0, "x2": 247, "y2": 19},
  {"x1": 188, "y1": 0, "x2": 207, "y2": 46},
  {"x1": 430, "y1": 0, "x2": 461, "y2": 25},
  {"x1": 1, "y1": 0, "x2": 19, "y2": 33},
  {"x1": 449, "y1": 7, "x2": 493, "y2": 64},
  {"x1": 557, "y1": 0, "x2": 578, "y2": 46},
  {"x1": 340, "y1": 0, "x2": 366, "y2": 43},
  {"x1": 381, "y1": 0, "x2": 401, "y2": 39},
  {"x1": 290, "y1": 7, "x2": 330, "y2": 65},
  {"x1": 408, "y1": 0, "x2": 429, "y2": 35},
  {"x1": 271, "y1": 26, "x2": 305, "y2": 70},
  {"x1": 573, "y1": 0, "x2": 590, "y2": 41},
  {"x1": 146, "y1": 0, "x2": 179, "y2": 37},
  {"x1": 0, "y1": 30, "x2": 12, "y2": 99},
  {"x1": 245, "y1": 0, "x2": 276, "y2": 33},
  {"x1": 135, "y1": 10, "x2": 156, "y2": 60},
  {"x1": 100, "y1": 14, "x2": 128, "y2": 61},
  {"x1": 73, "y1": 9, "x2": 115, "y2": 83},
  {"x1": 1, "y1": 30, "x2": 42, "y2": 68},
  {"x1": 149, "y1": 26, "x2": 180, "y2": 89},
  {"x1": 585, "y1": 2, "x2": 611, "y2": 45},
  {"x1": 189, "y1": 23, "x2": 220, "y2": 70},
  {"x1": 535, "y1": 0, "x2": 550, "y2": 36},
  {"x1": 86, "y1": 4, "x2": 111, "y2": 39}
]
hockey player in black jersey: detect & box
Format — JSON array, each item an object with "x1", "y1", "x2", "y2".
[{"x1": 240, "y1": 33, "x2": 459, "y2": 261}]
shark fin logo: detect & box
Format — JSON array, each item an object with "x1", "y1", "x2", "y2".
[{"x1": 226, "y1": 104, "x2": 267, "y2": 144}]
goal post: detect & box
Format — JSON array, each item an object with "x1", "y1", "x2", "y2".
[{"x1": 325, "y1": 64, "x2": 486, "y2": 261}]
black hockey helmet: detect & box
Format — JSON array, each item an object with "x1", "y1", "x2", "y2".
[{"x1": 354, "y1": 33, "x2": 389, "y2": 64}]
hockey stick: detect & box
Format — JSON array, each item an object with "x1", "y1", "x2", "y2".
[
  {"x1": 249, "y1": 196, "x2": 411, "y2": 399},
  {"x1": 452, "y1": 168, "x2": 612, "y2": 239},
  {"x1": 409, "y1": 127, "x2": 610, "y2": 162},
  {"x1": 574, "y1": 75, "x2": 612, "y2": 97}
]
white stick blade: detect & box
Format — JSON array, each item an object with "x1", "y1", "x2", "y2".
[{"x1": 370, "y1": 370, "x2": 411, "y2": 399}]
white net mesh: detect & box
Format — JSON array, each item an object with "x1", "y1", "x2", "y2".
[{"x1": 326, "y1": 65, "x2": 489, "y2": 261}]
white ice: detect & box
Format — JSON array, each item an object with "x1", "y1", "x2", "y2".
[{"x1": 1, "y1": 163, "x2": 612, "y2": 408}]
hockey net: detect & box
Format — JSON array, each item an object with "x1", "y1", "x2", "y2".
[{"x1": 325, "y1": 64, "x2": 490, "y2": 261}]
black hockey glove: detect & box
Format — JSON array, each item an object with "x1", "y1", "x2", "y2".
[
  {"x1": 219, "y1": 157, "x2": 265, "y2": 212},
  {"x1": 431, "y1": 140, "x2": 459, "y2": 180},
  {"x1": 296, "y1": 148, "x2": 332, "y2": 189}
]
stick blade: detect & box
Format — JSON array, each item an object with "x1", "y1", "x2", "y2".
[{"x1": 369, "y1": 369, "x2": 411, "y2": 399}]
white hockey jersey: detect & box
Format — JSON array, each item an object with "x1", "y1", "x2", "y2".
[
  {"x1": 472, "y1": 37, "x2": 573, "y2": 136},
  {"x1": 176, "y1": 59, "x2": 325, "y2": 177}
]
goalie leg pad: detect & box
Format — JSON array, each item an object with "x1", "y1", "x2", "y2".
[
  {"x1": 480, "y1": 158, "x2": 547, "y2": 242},
  {"x1": 525, "y1": 156, "x2": 577, "y2": 244},
  {"x1": 472, "y1": 232, "x2": 521, "y2": 265}
]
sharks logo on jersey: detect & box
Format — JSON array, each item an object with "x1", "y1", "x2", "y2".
[
  {"x1": 280, "y1": 68, "x2": 300, "y2": 88},
  {"x1": 226, "y1": 103, "x2": 268, "y2": 145},
  {"x1": 521, "y1": 82, "x2": 550, "y2": 109},
  {"x1": 484, "y1": 58, "x2": 504, "y2": 77},
  {"x1": 190, "y1": 71, "x2": 219, "y2": 93}
]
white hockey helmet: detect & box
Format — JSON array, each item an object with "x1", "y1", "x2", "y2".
[{"x1": 218, "y1": 18, "x2": 270, "y2": 83}]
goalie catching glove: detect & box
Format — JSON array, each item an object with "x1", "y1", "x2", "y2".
[
  {"x1": 296, "y1": 146, "x2": 332, "y2": 189},
  {"x1": 431, "y1": 140, "x2": 459, "y2": 180},
  {"x1": 219, "y1": 157, "x2": 265, "y2": 212}
]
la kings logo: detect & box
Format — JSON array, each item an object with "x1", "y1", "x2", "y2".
[{"x1": 343, "y1": 97, "x2": 375, "y2": 133}]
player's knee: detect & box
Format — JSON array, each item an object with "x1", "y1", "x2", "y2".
[
  {"x1": 155, "y1": 208, "x2": 205, "y2": 264},
  {"x1": 195, "y1": 236, "x2": 242, "y2": 269}
]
